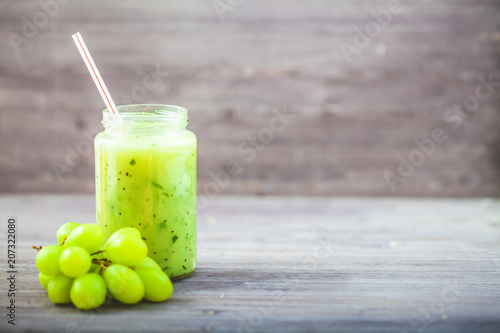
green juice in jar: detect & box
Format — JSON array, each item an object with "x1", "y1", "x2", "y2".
[{"x1": 95, "y1": 104, "x2": 197, "y2": 280}]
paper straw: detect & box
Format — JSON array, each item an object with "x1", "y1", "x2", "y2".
[{"x1": 72, "y1": 32, "x2": 119, "y2": 115}]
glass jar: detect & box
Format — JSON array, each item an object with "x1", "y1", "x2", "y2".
[{"x1": 95, "y1": 104, "x2": 197, "y2": 280}]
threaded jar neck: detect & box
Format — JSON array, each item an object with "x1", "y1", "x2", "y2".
[{"x1": 102, "y1": 104, "x2": 189, "y2": 136}]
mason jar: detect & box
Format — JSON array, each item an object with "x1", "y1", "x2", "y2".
[{"x1": 95, "y1": 104, "x2": 197, "y2": 280}]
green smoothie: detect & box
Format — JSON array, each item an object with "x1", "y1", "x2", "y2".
[{"x1": 95, "y1": 105, "x2": 197, "y2": 280}]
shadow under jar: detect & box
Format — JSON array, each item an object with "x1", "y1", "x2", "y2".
[{"x1": 95, "y1": 104, "x2": 197, "y2": 280}]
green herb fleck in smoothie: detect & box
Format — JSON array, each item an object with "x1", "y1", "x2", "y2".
[{"x1": 152, "y1": 181, "x2": 164, "y2": 190}]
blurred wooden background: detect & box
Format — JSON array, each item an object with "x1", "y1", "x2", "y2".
[{"x1": 0, "y1": 0, "x2": 499, "y2": 196}]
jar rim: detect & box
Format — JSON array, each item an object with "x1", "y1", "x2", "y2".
[
  {"x1": 104, "y1": 104, "x2": 188, "y2": 117},
  {"x1": 102, "y1": 104, "x2": 189, "y2": 134}
]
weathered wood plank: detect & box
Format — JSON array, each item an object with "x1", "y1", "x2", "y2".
[
  {"x1": 0, "y1": 0, "x2": 499, "y2": 195},
  {"x1": 0, "y1": 195, "x2": 499, "y2": 332}
]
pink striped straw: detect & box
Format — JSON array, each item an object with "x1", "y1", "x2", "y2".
[{"x1": 72, "y1": 32, "x2": 119, "y2": 115}]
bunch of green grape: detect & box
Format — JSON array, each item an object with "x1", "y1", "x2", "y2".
[{"x1": 35, "y1": 222, "x2": 173, "y2": 310}]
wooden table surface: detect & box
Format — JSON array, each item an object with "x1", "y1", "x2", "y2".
[{"x1": 0, "y1": 194, "x2": 499, "y2": 332}]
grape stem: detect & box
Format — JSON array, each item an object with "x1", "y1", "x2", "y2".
[
  {"x1": 92, "y1": 258, "x2": 112, "y2": 275},
  {"x1": 95, "y1": 258, "x2": 109, "y2": 262},
  {"x1": 31, "y1": 245, "x2": 43, "y2": 252},
  {"x1": 91, "y1": 250, "x2": 106, "y2": 256}
]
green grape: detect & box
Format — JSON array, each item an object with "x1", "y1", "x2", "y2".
[
  {"x1": 104, "y1": 235, "x2": 147, "y2": 267},
  {"x1": 105, "y1": 227, "x2": 142, "y2": 247},
  {"x1": 56, "y1": 222, "x2": 80, "y2": 245},
  {"x1": 59, "y1": 246, "x2": 91, "y2": 278},
  {"x1": 135, "y1": 266, "x2": 173, "y2": 302},
  {"x1": 36, "y1": 245, "x2": 63, "y2": 275},
  {"x1": 70, "y1": 273, "x2": 107, "y2": 310},
  {"x1": 65, "y1": 224, "x2": 104, "y2": 253},
  {"x1": 104, "y1": 264, "x2": 144, "y2": 304},
  {"x1": 38, "y1": 272, "x2": 53, "y2": 290},
  {"x1": 47, "y1": 273, "x2": 74, "y2": 304},
  {"x1": 136, "y1": 256, "x2": 162, "y2": 271}
]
